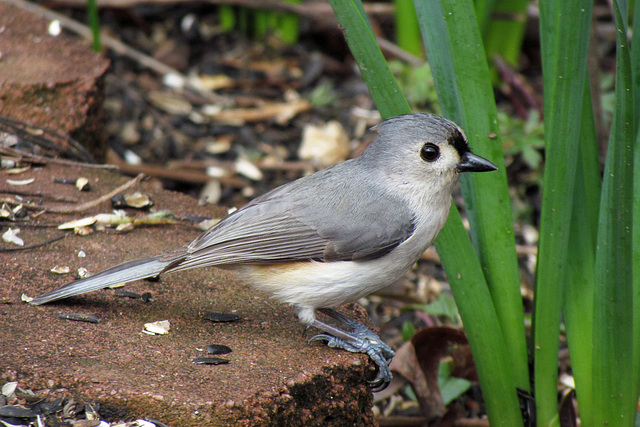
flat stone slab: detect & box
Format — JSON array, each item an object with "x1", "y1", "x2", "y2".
[
  {"x1": 0, "y1": 164, "x2": 375, "y2": 425},
  {"x1": 0, "y1": 1, "x2": 110, "y2": 160}
]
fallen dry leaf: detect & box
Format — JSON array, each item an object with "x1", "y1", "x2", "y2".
[{"x1": 390, "y1": 326, "x2": 469, "y2": 421}]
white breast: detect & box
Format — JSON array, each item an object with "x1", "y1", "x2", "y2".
[{"x1": 234, "y1": 179, "x2": 454, "y2": 325}]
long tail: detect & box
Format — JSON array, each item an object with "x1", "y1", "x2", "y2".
[{"x1": 29, "y1": 255, "x2": 181, "y2": 305}]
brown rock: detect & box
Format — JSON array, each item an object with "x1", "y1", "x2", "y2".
[
  {"x1": 0, "y1": 165, "x2": 376, "y2": 426},
  {"x1": 0, "y1": 2, "x2": 110, "y2": 160}
]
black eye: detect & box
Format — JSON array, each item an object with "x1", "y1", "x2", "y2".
[{"x1": 420, "y1": 143, "x2": 440, "y2": 162}]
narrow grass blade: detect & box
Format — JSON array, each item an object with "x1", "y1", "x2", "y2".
[
  {"x1": 561, "y1": 80, "x2": 599, "y2": 427},
  {"x1": 473, "y1": 0, "x2": 496, "y2": 34},
  {"x1": 219, "y1": 6, "x2": 236, "y2": 31},
  {"x1": 631, "y1": 0, "x2": 640, "y2": 402},
  {"x1": 87, "y1": 0, "x2": 102, "y2": 52},
  {"x1": 534, "y1": 1, "x2": 592, "y2": 424},
  {"x1": 592, "y1": 0, "x2": 636, "y2": 423},
  {"x1": 435, "y1": 209, "x2": 523, "y2": 426},
  {"x1": 394, "y1": 0, "x2": 423, "y2": 57},
  {"x1": 254, "y1": 10, "x2": 269, "y2": 38},
  {"x1": 328, "y1": 0, "x2": 410, "y2": 119},
  {"x1": 483, "y1": 0, "x2": 528, "y2": 82},
  {"x1": 414, "y1": 0, "x2": 528, "y2": 392},
  {"x1": 277, "y1": 0, "x2": 301, "y2": 44}
]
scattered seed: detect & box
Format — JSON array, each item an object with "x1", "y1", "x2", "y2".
[
  {"x1": 114, "y1": 290, "x2": 153, "y2": 302},
  {"x1": 111, "y1": 192, "x2": 154, "y2": 209},
  {"x1": 0, "y1": 404, "x2": 36, "y2": 418},
  {"x1": 58, "y1": 313, "x2": 100, "y2": 324},
  {"x1": 206, "y1": 344, "x2": 232, "y2": 355},
  {"x1": 202, "y1": 312, "x2": 241, "y2": 323},
  {"x1": 2, "y1": 228, "x2": 23, "y2": 246},
  {"x1": 6, "y1": 178, "x2": 34, "y2": 186},
  {"x1": 74, "y1": 226, "x2": 94, "y2": 236},
  {"x1": 76, "y1": 268, "x2": 89, "y2": 279},
  {"x1": 192, "y1": 357, "x2": 229, "y2": 365},
  {"x1": 75, "y1": 177, "x2": 90, "y2": 192},
  {"x1": 143, "y1": 320, "x2": 170, "y2": 335},
  {"x1": 50, "y1": 265, "x2": 71, "y2": 275},
  {"x1": 148, "y1": 91, "x2": 192, "y2": 115},
  {"x1": 234, "y1": 157, "x2": 263, "y2": 181},
  {"x1": 1, "y1": 382, "x2": 17, "y2": 397},
  {"x1": 48, "y1": 20, "x2": 61, "y2": 36}
]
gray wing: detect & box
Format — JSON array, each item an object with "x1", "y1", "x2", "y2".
[{"x1": 170, "y1": 162, "x2": 415, "y2": 272}]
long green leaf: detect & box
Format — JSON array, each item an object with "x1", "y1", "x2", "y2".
[
  {"x1": 394, "y1": 0, "x2": 423, "y2": 57},
  {"x1": 434, "y1": 211, "x2": 523, "y2": 426},
  {"x1": 329, "y1": 0, "x2": 522, "y2": 424},
  {"x1": 483, "y1": 0, "x2": 528, "y2": 82},
  {"x1": 631, "y1": 0, "x2": 640, "y2": 403},
  {"x1": 473, "y1": 0, "x2": 496, "y2": 35},
  {"x1": 592, "y1": 0, "x2": 636, "y2": 423},
  {"x1": 562, "y1": 80, "x2": 599, "y2": 427},
  {"x1": 534, "y1": 1, "x2": 592, "y2": 424},
  {"x1": 414, "y1": 0, "x2": 528, "y2": 393},
  {"x1": 328, "y1": 0, "x2": 410, "y2": 119}
]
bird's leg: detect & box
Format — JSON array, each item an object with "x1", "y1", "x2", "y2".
[{"x1": 307, "y1": 308, "x2": 395, "y2": 391}]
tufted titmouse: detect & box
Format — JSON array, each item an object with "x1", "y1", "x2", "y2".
[{"x1": 30, "y1": 113, "x2": 497, "y2": 390}]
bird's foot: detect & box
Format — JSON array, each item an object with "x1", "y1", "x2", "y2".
[{"x1": 308, "y1": 308, "x2": 395, "y2": 391}]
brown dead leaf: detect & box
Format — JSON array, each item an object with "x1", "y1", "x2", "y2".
[{"x1": 390, "y1": 327, "x2": 469, "y2": 421}]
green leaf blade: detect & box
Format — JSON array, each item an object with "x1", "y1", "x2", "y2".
[
  {"x1": 534, "y1": 1, "x2": 593, "y2": 424},
  {"x1": 592, "y1": 1, "x2": 636, "y2": 423},
  {"x1": 415, "y1": 0, "x2": 528, "y2": 394}
]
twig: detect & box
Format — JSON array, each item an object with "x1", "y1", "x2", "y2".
[
  {"x1": 113, "y1": 159, "x2": 247, "y2": 186},
  {"x1": 375, "y1": 37, "x2": 424, "y2": 67},
  {"x1": 0, "y1": 234, "x2": 67, "y2": 252},
  {"x1": 48, "y1": 173, "x2": 146, "y2": 213},
  {"x1": 169, "y1": 158, "x2": 315, "y2": 172},
  {"x1": 0, "y1": 147, "x2": 118, "y2": 169},
  {"x1": 1, "y1": 174, "x2": 145, "y2": 213},
  {"x1": 494, "y1": 56, "x2": 542, "y2": 119},
  {"x1": 0, "y1": 189, "x2": 79, "y2": 203},
  {"x1": 0, "y1": 116, "x2": 95, "y2": 163}
]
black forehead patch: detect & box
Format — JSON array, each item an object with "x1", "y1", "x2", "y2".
[{"x1": 448, "y1": 128, "x2": 470, "y2": 156}]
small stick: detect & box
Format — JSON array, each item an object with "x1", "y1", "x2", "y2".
[
  {"x1": 0, "y1": 147, "x2": 118, "y2": 169},
  {"x1": 0, "y1": 234, "x2": 67, "y2": 252},
  {"x1": 48, "y1": 173, "x2": 145, "y2": 213},
  {"x1": 1, "y1": 174, "x2": 145, "y2": 213}
]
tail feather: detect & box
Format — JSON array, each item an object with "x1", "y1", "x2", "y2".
[{"x1": 30, "y1": 256, "x2": 176, "y2": 305}]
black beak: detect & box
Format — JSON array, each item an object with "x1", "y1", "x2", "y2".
[{"x1": 457, "y1": 152, "x2": 498, "y2": 173}]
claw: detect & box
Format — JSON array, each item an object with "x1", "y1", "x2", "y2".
[
  {"x1": 308, "y1": 309, "x2": 395, "y2": 391},
  {"x1": 307, "y1": 333, "x2": 335, "y2": 345}
]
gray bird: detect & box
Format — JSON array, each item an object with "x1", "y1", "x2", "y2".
[{"x1": 30, "y1": 113, "x2": 497, "y2": 390}]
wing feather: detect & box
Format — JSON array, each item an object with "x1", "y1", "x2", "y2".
[{"x1": 170, "y1": 162, "x2": 416, "y2": 272}]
